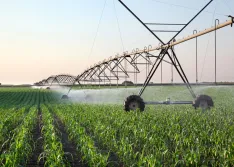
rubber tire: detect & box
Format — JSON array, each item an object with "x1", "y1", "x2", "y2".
[
  {"x1": 124, "y1": 95, "x2": 145, "y2": 112},
  {"x1": 193, "y1": 95, "x2": 214, "y2": 109},
  {"x1": 61, "y1": 95, "x2": 69, "y2": 99}
]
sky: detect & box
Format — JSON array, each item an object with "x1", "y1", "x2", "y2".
[{"x1": 0, "y1": 0, "x2": 233, "y2": 84}]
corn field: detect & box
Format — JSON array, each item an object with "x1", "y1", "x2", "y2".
[{"x1": 0, "y1": 87, "x2": 234, "y2": 166}]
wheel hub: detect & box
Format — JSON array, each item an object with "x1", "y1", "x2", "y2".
[
  {"x1": 124, "y1": 95, "x2": 145, "y2": 112},
  {"x1": 129, "y1": 101, "x2": 139, "y2": 110},
  {"x1": 199, "y1": 100, "x2": 208, "y2": 110},
  {"x1": 193, "y1": 94, "x2": 214, "y2": 110}
]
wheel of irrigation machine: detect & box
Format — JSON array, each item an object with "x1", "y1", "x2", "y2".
[
  {"x1": 61, "y1": 95, "x2": 69, "y2": 99},
  {"x1": 193, "y1": 95, "x2": 214, "y2": 110},
  {"x1": 124, "y1": 95, "x2": 145, "y2": 112},
  {"x1": 46, "y1": 87, "x2": 50, "y2": 90}
]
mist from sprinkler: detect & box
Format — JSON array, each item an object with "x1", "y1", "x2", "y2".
[
  {"x1": 40, "y1": 85, "x2": 234, "y2": 105},
  {"x1": 52, "y1": 86, "x2": 140, "y2": 104}
]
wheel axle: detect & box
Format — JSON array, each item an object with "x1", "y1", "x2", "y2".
[{"x1": 124, "y1": 94, "x2": 214, "y2": 111}]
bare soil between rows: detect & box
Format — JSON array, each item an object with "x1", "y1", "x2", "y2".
[
  {"x1": 26, "y1": 109, "x2": 44, "y2": 167},
  {"x1": 54, "y1": 114, "x2": 88, "y2": 167}
]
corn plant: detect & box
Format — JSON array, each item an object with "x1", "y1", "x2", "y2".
[
  {"x1": 53, "y1": 105, "x2": 109, "y2": 166},
  {"x1": 0, "y1": 107, "x2": 28, "y2": 150},
  {"x1": 39, "y1": 105, "x2": 68, "y2": 167},
  {"x1": 0, "y1": 106, "x2": 37, "y2": 167},
  {"x1": 0, "y1": 86, "x2": 234, "y2": 166},
  {"x1": 56, "y1": 101, "x2": 234, "y2": 166}
]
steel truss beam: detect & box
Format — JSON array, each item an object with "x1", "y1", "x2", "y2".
[
  {"x1": 117, "y1": 0, "x2": 232, "y2": 100},
  {"x1": 71, "y1": 18, "x2": 234, "y2": 88},
  {"x1": 36, "y1": 74, "x2": 77, "y2": 87},
  {"x1": 52, "y1": 74, "x2": 76, "y2": 85},
  {"x1": 103, "y1": 18, "x2": 233, "y2": 62},
  {"x1": 55, "y1": 1, "x2": 234, "y2": 101}
]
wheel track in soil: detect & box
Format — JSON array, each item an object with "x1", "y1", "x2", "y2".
[{"x1": 26, "y1": 109, "x2": 44, "y2": 167}]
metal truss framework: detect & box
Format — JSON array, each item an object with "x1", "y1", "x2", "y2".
[
  {"x1": 77, "y1": 50, "x2": 175, "y2": 84},
  {"x1": 35, "y1": 0, "x2": 234, "y2": 107},
  {"x1": 69, "y1": 11, "x2": 233, "y2": 98},
  {"x1": 69, "y1": 0, "x2": 233, "y2": 105},
  {"x1": 35, "y1": 74, "x2": 78, "y2": 87},
  {"x1": 35, "y1": 15, "x2": 234, "y2": 97}
]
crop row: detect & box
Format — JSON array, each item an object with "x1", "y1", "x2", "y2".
[
  {"x1": 52, "y1": 105, "x2": 109, "y2": 166},
  {"x1": 39, "y1": 105, "x2": 68, "y2": 167},
  {"x1": 0, "y1": 89, "x2": 62, "y2": 166},
  {"x1": 0, "y1": 86, "x2": 234, "y2": 166},
  {"x1": 0, "y1": 106, "x2": 37, "y2": 166},
  {"x1": 0, "y1": 107, "x2": 28, "y2": 151},
  {"x1": 52, "y1": 103, "x2": 234, "y2": 166},
  {"x1": 0, "y1": 89, "x2": 34, "y2": 108}
]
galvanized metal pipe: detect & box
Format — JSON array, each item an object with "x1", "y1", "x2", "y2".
[
  {"x1": 145, "y1": 101, "x2": 193, "y2": 105},
  {"x1": 193, "y1": 30, "x2": 198, "y2": 84},
  {"x1": 107, "y1": 19, "x2": 233, "y2": 63},
  {"x1": 75, "y1": 18, "x2": 233, "y2": 87},
  {"x1": 215, "y1": 19, "x2": 219, "y2": 85}
]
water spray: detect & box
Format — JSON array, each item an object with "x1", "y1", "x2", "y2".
[{"x1": 35, "y1": 1, "x2": 234, "y2": 112}]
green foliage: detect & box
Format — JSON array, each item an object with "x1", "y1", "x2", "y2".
[
  {"x1": 39, "y1": 105, "x2": 68, "y2": 167},
  {"x1": 50, "y1": 85, "x2": 234, "y2": 166},
  {"x1": 0, "y1": 86, "x2": 234, "y2": 166},
  {"x1": 53, "y1": 105, "x2": 109, "y2": 166},
  {"x1": 0, "y1": 106, "x2": 37, "y2": 167}
]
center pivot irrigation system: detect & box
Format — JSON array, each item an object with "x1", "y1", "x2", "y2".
[
  {"x1": 35, "y1": 74, "x2": 77, "y2": 89},
  {"x1": 36, "y1": 0, "x2": 234, "y2": 111}
]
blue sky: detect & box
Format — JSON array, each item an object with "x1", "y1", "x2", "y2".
[{"x1": 0, "y1": 0, "x2": 233, "y2": 84}]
